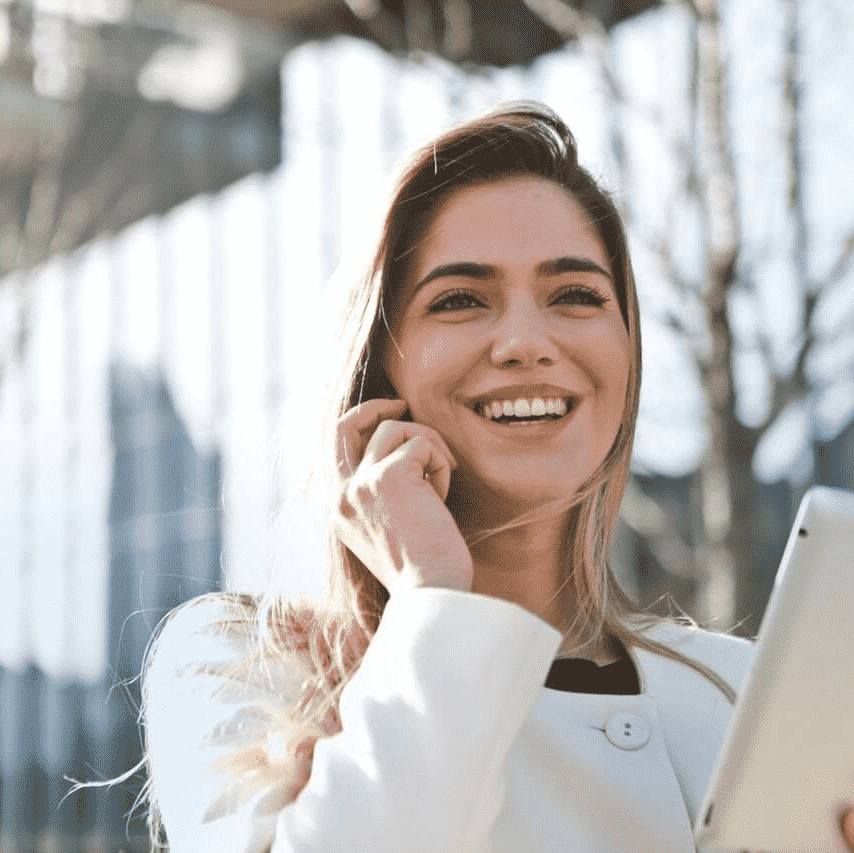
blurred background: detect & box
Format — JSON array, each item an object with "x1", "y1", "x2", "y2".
[{"x1": 0, "y1": 0, "x2": 852, "y2": 849}]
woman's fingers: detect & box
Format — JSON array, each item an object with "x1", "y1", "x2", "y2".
[
  {"x1": 362, "y1": 419, "x2": 456, "y2": 479},
  {"x1": 336, "y1": 399, "x2": 408, "y2": 478},
  {"x1": 332, "y1": 400, "x2": 471, "y2": 596},
  {"x1": 336, "y1": 398, "x2": 457, "y2": 486},
  {"x1": 377, "y1": 433, "x2": 453, "y2": 502}
]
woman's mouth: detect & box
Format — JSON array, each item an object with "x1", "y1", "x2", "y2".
[{"x1": 472, "y1": 397, "x2": 574, "y2": 424}]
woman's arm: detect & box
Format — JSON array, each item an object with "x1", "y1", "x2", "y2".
[{"x1": 145, "y1": 587, "x2": 563, "y2": 853}]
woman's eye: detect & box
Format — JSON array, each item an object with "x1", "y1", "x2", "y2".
[
  {"x1": 428, "y1": 290, "x2": 485, "y2": 313},
  {"x1": 553, "y1": 285, "x2": 609, "y2": 308}
]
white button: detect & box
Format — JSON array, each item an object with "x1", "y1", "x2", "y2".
[{"x1": 605, "y1": 712, "x2": 650, "y2": 750}]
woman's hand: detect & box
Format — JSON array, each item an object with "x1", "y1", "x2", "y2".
[{"x1": 333, "y1": 398, "x2": 473, "y2": 597}]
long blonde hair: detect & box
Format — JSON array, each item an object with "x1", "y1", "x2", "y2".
[{"x1": 77, "y1": 103, "x2": 738, "y2": 852}]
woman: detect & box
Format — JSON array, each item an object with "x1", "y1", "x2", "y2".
[{"x1": 139, "y1": 103, "x2": 854, "y2": 852}]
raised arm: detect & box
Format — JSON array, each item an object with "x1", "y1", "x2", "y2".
[{"x1": 144, "y1": 588, "x2": 562, "y2": 853}]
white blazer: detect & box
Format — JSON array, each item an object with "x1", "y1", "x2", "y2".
[{"x1": 145, "y1": 587, "x2": 755, "y2": 853}]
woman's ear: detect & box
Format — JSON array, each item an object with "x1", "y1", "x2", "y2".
[
  {"x1": 377, "y1": 374, "x2": 412, "y2": 421},
  {"x1": 378, "y1": 372, "x2": 399, "y2": 401}
]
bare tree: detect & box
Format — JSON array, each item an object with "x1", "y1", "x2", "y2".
[
  {"x1": 523, "y1": 0, "x2": 854, "y2": 634},
  {"x1": 684, "y1": 0, "x2": 854, "y2": 632},
  {"x1": 688, "y1": 0, "x2": 743, "y2": 629}
]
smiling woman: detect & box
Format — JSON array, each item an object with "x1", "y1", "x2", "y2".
[
  {"x1": 125, "y1": 103, "x2": 854, "y2": 853},
  {"x1": 382, "y1": 175, "x2": 633, "y2": 633},
  {"x1": 385, "y1": 177, "x2": 630, "y2": 516}
]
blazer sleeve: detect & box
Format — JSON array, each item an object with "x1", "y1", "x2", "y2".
[{"x1": 144, "y1": 587, "x2": 564, "y2": 853}]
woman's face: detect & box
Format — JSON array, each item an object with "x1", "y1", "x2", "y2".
[{"x1": 384, "y1": 175, "x2": 631, "y2": 515}]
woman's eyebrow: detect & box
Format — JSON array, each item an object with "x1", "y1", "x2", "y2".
[
  {"x1": 412, "y1": 255, "x2": 612, "y2": 298},
  {"x1": 538, "y1": 256, "x2": 612, "y2": 280},
  {"x1": 412, "y1": 261, "x2": 495, "y2": 295}
]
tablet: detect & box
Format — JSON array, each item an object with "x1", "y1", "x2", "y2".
[{"x1": 694, "y1": 485, "x2": 854, "y2": 853}]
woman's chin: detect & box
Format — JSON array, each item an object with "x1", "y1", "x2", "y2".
[{"x1": 447, "y1": 472, "x2": 581, "y2": 528}]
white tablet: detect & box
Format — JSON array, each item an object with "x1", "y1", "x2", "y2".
[{"x1": 694, "y1": 485, "x2": 854, "y2": 853}]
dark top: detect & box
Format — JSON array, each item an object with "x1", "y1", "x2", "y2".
[{"x1": 545, "y1": 639, "x2": 641, "y2": 694}]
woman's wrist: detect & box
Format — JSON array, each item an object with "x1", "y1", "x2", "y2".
[{"x1": 394, "y1": 563, "x2": 474, "y2": 595}]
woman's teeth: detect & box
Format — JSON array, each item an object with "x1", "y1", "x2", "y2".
[{"x1": 478, "y1": 397, "x2": 570, "y2": 421}]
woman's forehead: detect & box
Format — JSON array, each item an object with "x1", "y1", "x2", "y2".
[{"x1": 396, "y1": 177, "x2": 612, "y2": 300}]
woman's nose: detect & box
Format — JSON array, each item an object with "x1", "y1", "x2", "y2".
[{"x1": 490, "y1": 306, "x2": 560, "y2": 367}]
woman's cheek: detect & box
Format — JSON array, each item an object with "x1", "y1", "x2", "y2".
[{"x1": 419, "y1": 336, "x2": 448, "y2": 369}]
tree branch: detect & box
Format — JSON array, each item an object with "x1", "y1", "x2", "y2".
[{"x1": 818, "y1": 231, "x2": 854, "y2": 290}]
